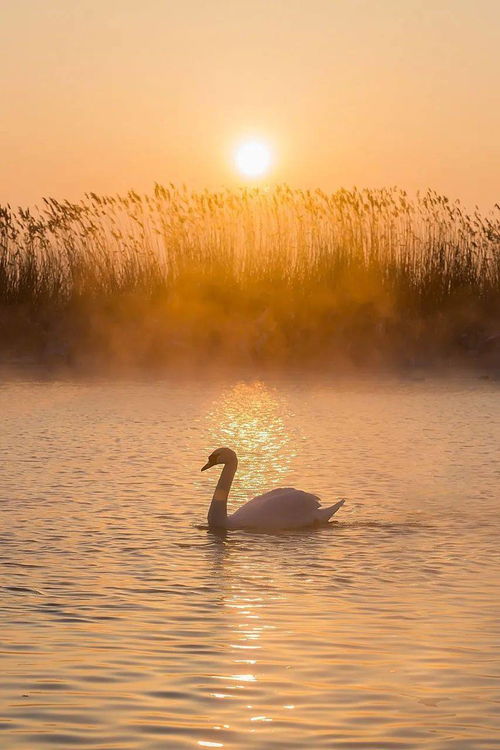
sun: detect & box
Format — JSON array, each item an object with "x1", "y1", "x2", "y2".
[{"x1": 234, "y1": 140, "x2": 272, "y2": 178}]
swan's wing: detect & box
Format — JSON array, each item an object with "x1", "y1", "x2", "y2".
[{"x1": 228, "y1": 487, "x2": 321, "y2": 529}]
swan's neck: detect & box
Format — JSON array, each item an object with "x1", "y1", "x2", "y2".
[{"x1": 208, "y1": 458, "x2": 237, "y2": 529}]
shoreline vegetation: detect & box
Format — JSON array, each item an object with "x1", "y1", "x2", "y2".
[{"x1": 0, "y1": 184, "x2": 499, "y2": 374}]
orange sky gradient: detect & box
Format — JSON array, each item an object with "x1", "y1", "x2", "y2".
[{"x1": 1, "y1": 0, "x2": 499, "y2": 208}]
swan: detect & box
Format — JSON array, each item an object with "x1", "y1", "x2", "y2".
[{"x1": 201, "y1": 447, "x2": 345, "y2": 531}]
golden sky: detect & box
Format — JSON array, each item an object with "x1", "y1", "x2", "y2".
[{"x1": 1, "y1": 0, "x2": 499, "y2": 207}]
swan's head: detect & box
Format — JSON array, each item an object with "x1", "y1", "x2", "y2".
[{"x1": 201, "y1": 447, "x2": 237, "y2": 471}]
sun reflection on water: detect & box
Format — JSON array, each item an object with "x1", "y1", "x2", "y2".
[
  {"x1": 201, "y1": 532, "x2": 290, "y2": 748},
  {"x1": 205, "y1": 381, "x2": 296, "y2": 505},
  {"x1": 200, "y1": 383, "x2": 313, "y2": 745}
]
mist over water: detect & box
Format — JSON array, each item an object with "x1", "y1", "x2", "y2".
[
  {"x1": 1, "y1": 375, "x2": 499, "y2": 749},
  {"x1": 1, "y1": 186, "x2": 499, "y2": 372}
]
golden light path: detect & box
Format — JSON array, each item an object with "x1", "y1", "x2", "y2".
[
  {"x1": 198, "y1": 382, "x2": 298, "y2": 746},
  {"x1": 205, "y1": 381, "x2": 296, "y2": 504}
]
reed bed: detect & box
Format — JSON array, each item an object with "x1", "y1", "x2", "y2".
[{"x1": 0, "y1": 184, "x2": 499, "y2": 370}]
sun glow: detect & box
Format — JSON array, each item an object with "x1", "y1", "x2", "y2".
[{"x1": 234, "y1": 140, "x2": 272, "y2": 178}]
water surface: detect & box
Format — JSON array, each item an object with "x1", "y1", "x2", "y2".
[{"x1": 1, "y1": 376, "x2": 499, "y2": 749}]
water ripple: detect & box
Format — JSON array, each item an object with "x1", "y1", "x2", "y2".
[{"x1": 0, "y1": 376, "x2": 499, "y2": 749}]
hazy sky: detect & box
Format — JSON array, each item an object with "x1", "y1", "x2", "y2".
[{"x1": 1, "y1": 0, "x2": 499, "y2": 207}]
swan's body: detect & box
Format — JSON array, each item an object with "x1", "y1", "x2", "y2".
[
  {"x1": 202, "y1": 447, "x2": 345, "y2": 531},
  {"x1": 226, "y1": 487, "x2": 344, "y2": 530}
]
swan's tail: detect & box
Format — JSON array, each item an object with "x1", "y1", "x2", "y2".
[{"x1": 315, "y1": 499, "x2": 345, "y2": 523}]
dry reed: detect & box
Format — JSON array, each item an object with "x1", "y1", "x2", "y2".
[{"x1": 0, "y1": 185, "x2": 499, "y2": 370}]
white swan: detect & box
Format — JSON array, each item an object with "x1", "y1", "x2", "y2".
[{"x1": 201, "y1": 447, "x2": 345, "y2": 531}]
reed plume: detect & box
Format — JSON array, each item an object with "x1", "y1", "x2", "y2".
[{"x1": 0, "y1": 185, "x2": 498, "y2": 369}]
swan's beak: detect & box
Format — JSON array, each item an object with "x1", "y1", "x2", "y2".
[{"x1": 201, "y1": 460, "x2": 212, "y2": 472}]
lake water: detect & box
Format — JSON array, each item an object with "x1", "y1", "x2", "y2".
[{"x1": 1, "y1": 375, "x2": 499, "y2": 749}]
